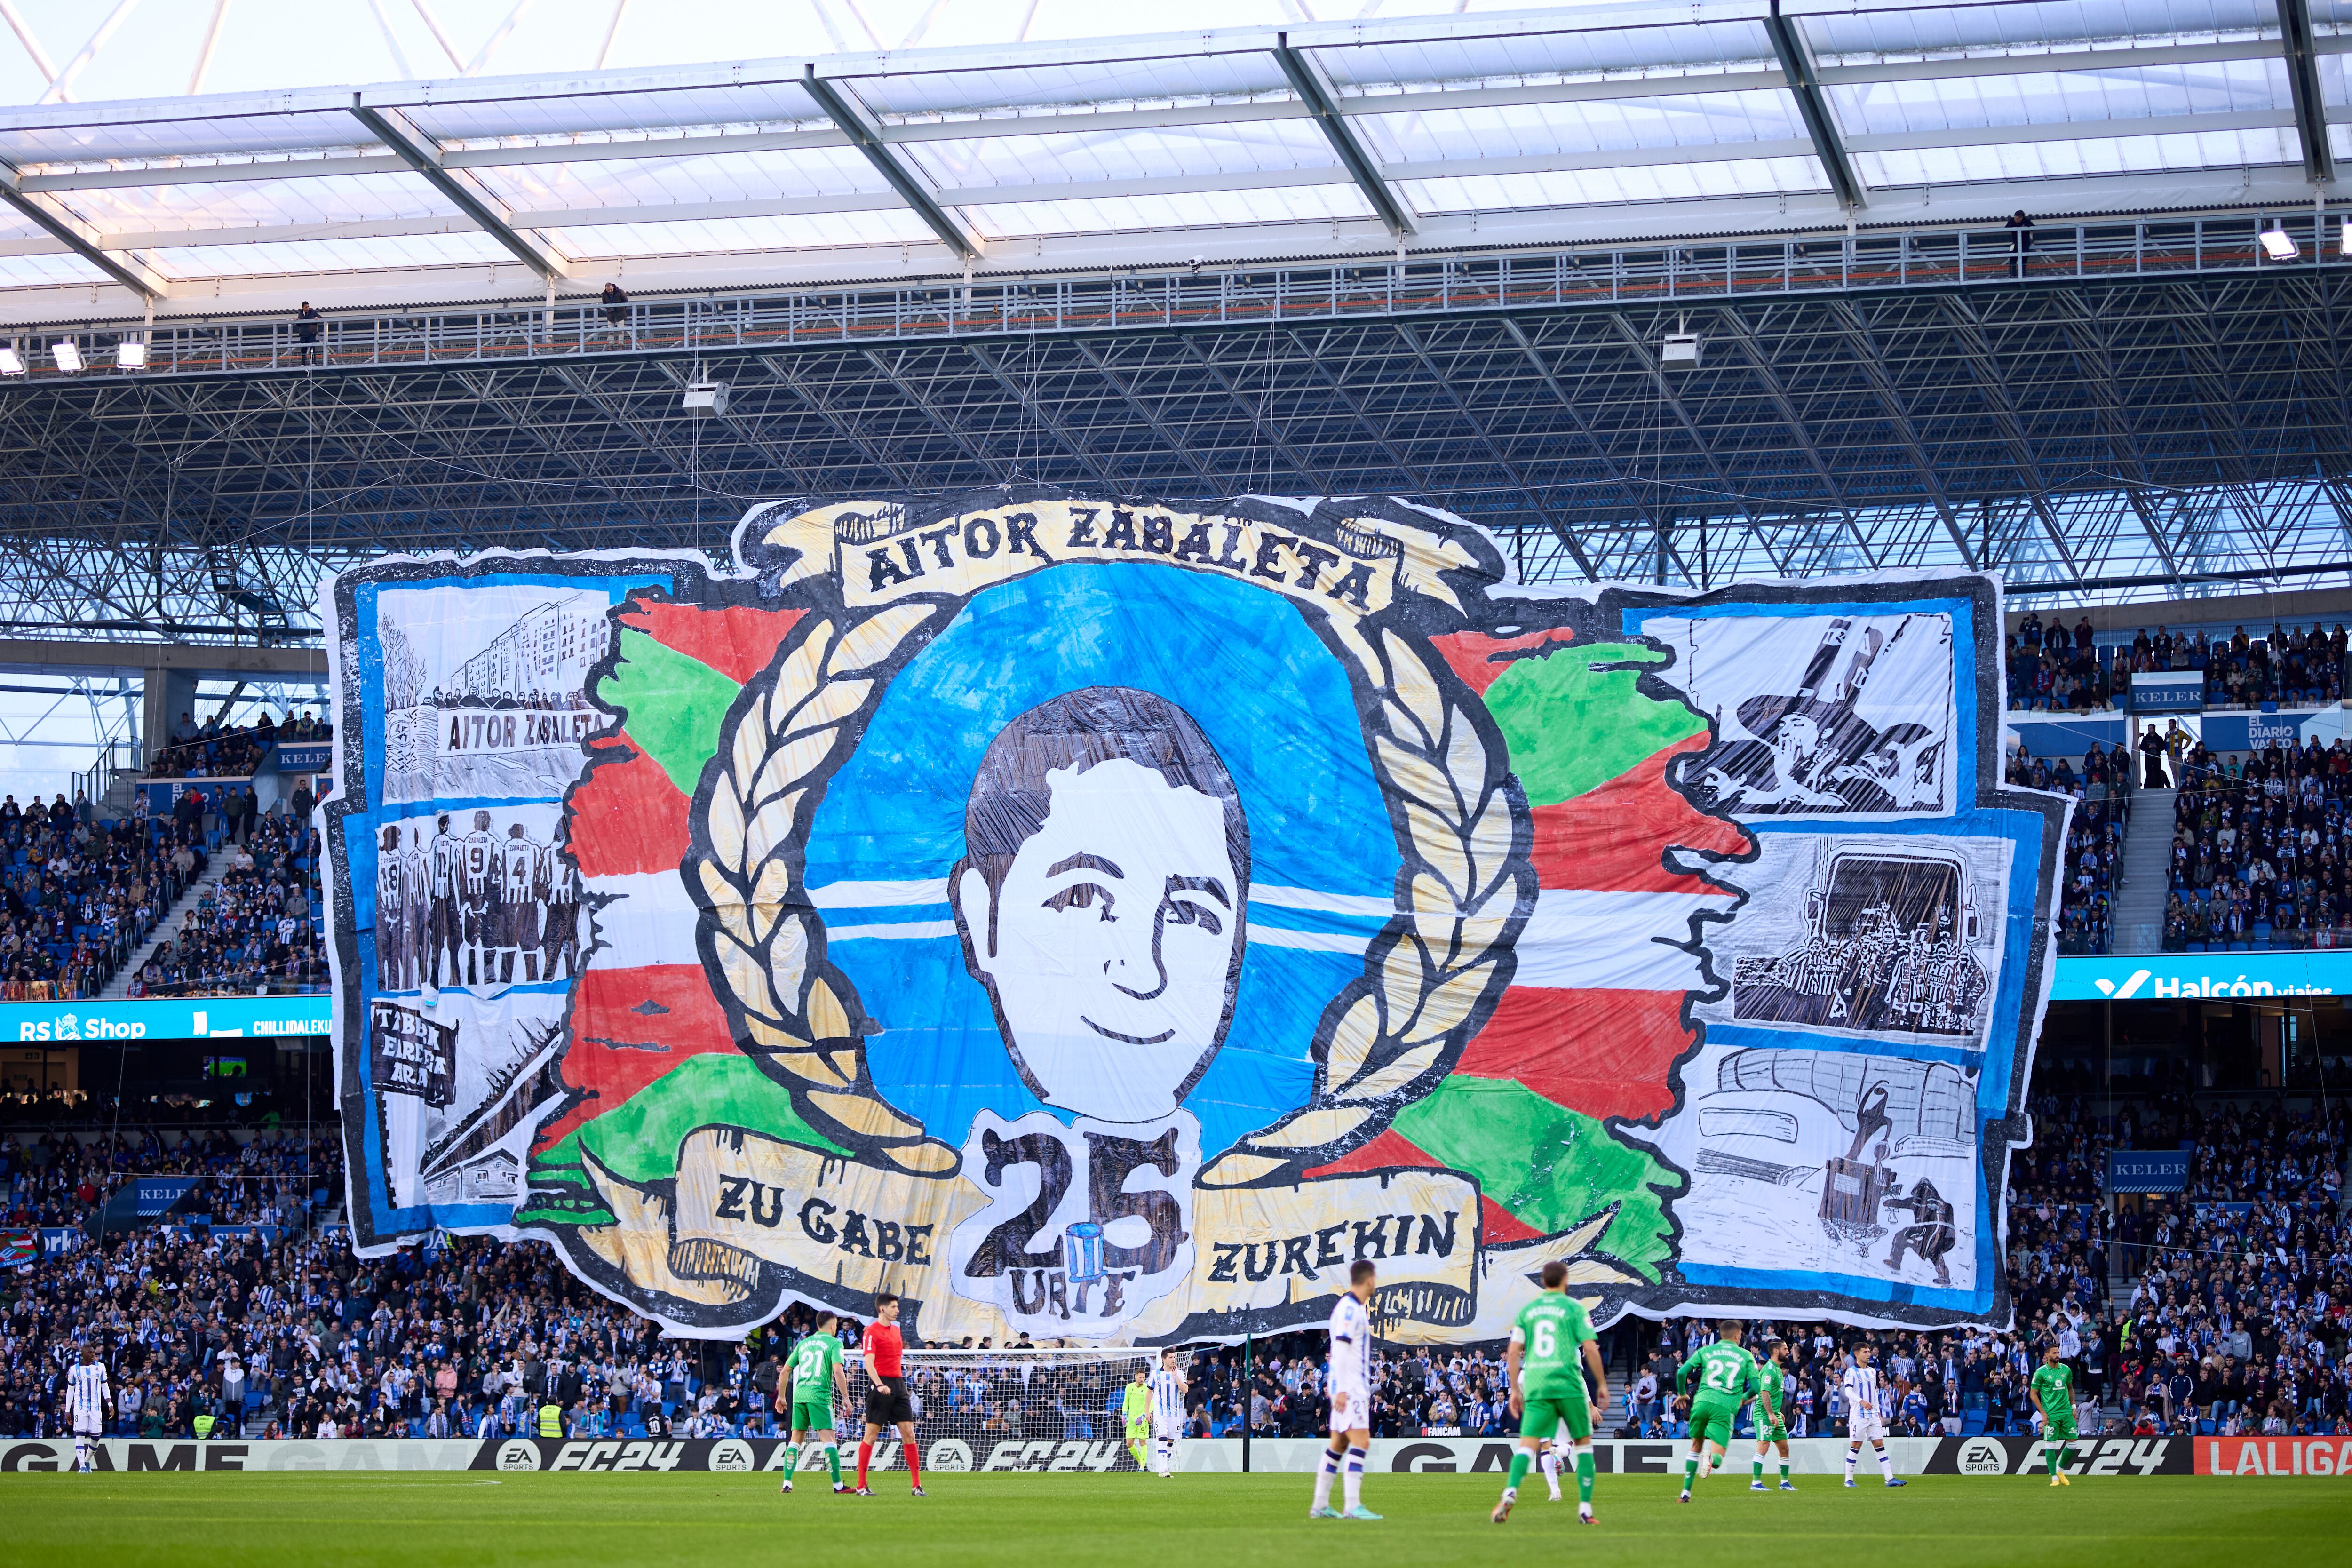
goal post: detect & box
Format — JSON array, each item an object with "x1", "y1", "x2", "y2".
[{"x1": 820, "y1": 1346, "x2": 1187, "y2": 1475}]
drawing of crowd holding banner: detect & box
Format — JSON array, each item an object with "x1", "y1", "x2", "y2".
[{"x1": 321, "y1": 493, "x2": 2066, "y2": 1341}]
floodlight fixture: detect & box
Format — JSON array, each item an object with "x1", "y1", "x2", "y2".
[
  {"x1": 0, "y1": 345, "x2": 23, "y2": 376},
  {"x1": 50, "y1": 340, "x2": 82, "y2": 372},
  {"x1": 2340, "y1": 216, "x2": 2351, "y2": 256},
  {"x1": 2259, "y1": 226, "x2": 2298, "y2": 260},
  {"x1": 116, "y1": 339, "x2": 148, "y2": 370}
]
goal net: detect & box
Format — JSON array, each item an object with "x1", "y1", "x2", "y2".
[{"x1": 826, "y1": 1346, "x2": 1181, "y2": 1475}]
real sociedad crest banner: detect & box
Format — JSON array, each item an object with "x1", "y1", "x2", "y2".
[{"x1": 321, "y1": 492, "x2": 2064, "y2": 1340}]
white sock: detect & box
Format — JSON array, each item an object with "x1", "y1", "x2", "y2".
[
  {"x1": 1312, "y1": 1449, "x2": 1339, "y2": 1511},
  {"x1": 1155, "y1": 1438, "x2": 1171, "y2": 1477},
  {"x1": 1343, "y1": 1447, "x2": 1366, "y2": 1513},
  {"x1": 1845, "y1": 1446, "x2": 1859, "y2": 1474},
  {"x1": 1876, "y1": 1446, "x2": 1894, "y2": 1479},
  {"x1": 1542, "y1": 1447, "x2": 1562, "y2": 1498}
]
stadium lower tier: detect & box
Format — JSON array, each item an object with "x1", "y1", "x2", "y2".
[{"x1": 1, "y1": 1087, "x2": 2344, "y2": 1447}]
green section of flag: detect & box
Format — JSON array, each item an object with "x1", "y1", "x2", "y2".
[
  {"x1": 1482, "y1": 642, "x2": 1706, "y2": 808},
  {"x1": 524, "y1": 1053, "x2": 850, "y2": 1212},
  {"x1": 1391, "y1": 1076, "x2": 1682, "y2": 1278},
  {"x1": 602, "y1": 625, "x2": 743, "y2": 796}
]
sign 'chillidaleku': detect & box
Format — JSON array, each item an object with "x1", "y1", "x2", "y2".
[{"x1": 321, "y1": 491, "x2": 2065, "y2": 1340}]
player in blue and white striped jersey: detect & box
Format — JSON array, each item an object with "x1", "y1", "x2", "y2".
[
  {"x1": 1146, "y1": 1351, "x2": 1188, "y2": 1479},
  {"x1": 1840, "y1": 1345, "x2": 1904, "y2": 1488},
  {"x1": 66, "y1": 1345, "x2": 109, "y2": 1473}
]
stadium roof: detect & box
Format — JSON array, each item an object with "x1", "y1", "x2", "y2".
[{"x1": 0, "y1": 0, "x2": 2344, "y2": 321}]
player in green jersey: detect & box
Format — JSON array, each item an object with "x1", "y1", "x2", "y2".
[
  {"x1": 780, "y1": 1311, "x2": 852, "y2": 1495},
  {"x1": 1749, "y1": 1337, "x2": 1796, "y2": 1491},
  {"x1": 1123, "y1": 1367, "x2": 1152, "y2": 1469},
  {"x1": 1491, "y1": 1259, "x2": 1609, "y2": 1527},
  {"x1": 1676, "y1": 1322, "x2": 1760, "y2": 1502},
  {"x1": 2027, "y1": 1345, "x2": 2078, "y2": 1487}
]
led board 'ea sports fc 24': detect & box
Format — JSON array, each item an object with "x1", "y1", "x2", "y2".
[{"x1": 323, "y1": 491, "x2": 2063, "y2": 1341}]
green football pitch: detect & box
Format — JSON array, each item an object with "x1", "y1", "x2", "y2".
[{"x1": 1, "y1": 1472, "x2": 2343, "y2": 1568}]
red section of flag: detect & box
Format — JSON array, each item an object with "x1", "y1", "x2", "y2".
[
  {"x1": 1453, "y1": 985, "x2": 1695, "y2": 1126},
  {"x1": 1302, "y1": 1126, "x2": 1544, "y2": 1247},
  {"x1": 564, "y1": 736, "x2": 691, "y2": 880},
  {"x1": 1429, "y1": 628, "x2": 1577, "y2": 698},
  {"x1": 616, "y1": 597, "x2": 803, "y2": 686},
  {"x1": 1529, "y1": 735, "x2": 1750, "y2": 894},
  {"x1": 1306, "y1": 1125, "x2": 1442, "y2": 1179},
  {"x1": 535, "y1": 963, "x2": 737, "y2": 1149},
  {"x1": 1477, "y1": 1198, "x2": 1545, "y2": 1246}
]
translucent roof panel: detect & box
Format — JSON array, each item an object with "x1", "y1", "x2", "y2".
[
  {"x1": 1404, "y1": 155, "x2": 1831, "y2": 216},
  {"x1": 1355, "y1": 90, "x2": 1811, "y2": 167},
  {"x1": 0, "y1": 109, "x2": 371, "y2": 169},
  {"x1": 474, "y1": 147, "x2": 894, "y2": 215},
  {"x1": 961, "y1": 182, "x2": 1375, "y2": 239},
  {"x1": 63, "y1": 173, "x2": 462, "y2": 241},
  {"x1": 0, "y1": 252, "x2": 112, "y2": 288},
  {"x1": 0, "y1": 5, "x2": 2330, "y2": 318},
  {"x1": 847, "y1": 53, "x2": 1291, "y2": 120},
  {"x1": 1317, "y1": 19, "x2": 1779, "y2": 90},
  {"x1": 1855, "y1": 126, "x2": 2304, "y2": 188},
  {"x1": 149, "y1": 231, "x2": 524, "y2": 280},
  {"x1": 407, "y1": 80, "x2": 823, "y2": 144},
  {"x1": 906, "y1": 118, "x2": 1341, "y2": 192},
  {"x1": 1828, "y1": 60, "x2": 2294, "y2": 137},
  {"x1": 554, "y1": 211, "x2": 949, "y2": 257},
  {"x1": 1794, "y1": 0, "x2": 2280, "y2": 63}
]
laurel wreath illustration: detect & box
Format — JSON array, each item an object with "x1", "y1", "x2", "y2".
[{"x1": 688, "y1": 507, "x2": 1529, "y2": 1193}]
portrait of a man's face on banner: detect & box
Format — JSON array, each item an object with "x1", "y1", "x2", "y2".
[{"x1": 321, "y1": 490, "x2": 2067, "y2": 1342}]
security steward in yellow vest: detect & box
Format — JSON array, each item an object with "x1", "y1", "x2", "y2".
[{"x1": 538, "y1": 1401, "x2": 563, "y2": 1439}]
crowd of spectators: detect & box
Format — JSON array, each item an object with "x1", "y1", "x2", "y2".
[
  {"x1": 2006, "y1": 615, "x2": 2348, "y2": 714},
  {"x1": 2, "y1": 1127, "x2": 328, "y2": 1232},
  {"x1": 2163, "y1": 734, "x2": 2352, "y2": 950},
  {"x1": 128, "y1": 806, "x2": 326, "y2": 997},
  {"x1": 0, "y1": 799, "x2": 200, "y2": 1001},
  {"x1": 2005, "y1": 741, "x2": 2132, "y2": 955},
  {"x1": 2106, "y1": 1098, "x2": 2349, "y2": 1434},
  {"x1": 147, "y1": 709, "x2": 329, "y2": 783},
  {"x1": 0, "y1": 1087, "x2": 324, "y2": 1129},
  {"x1": 0, "y1": 1090, "x2": 2341, "y2": 1444}
]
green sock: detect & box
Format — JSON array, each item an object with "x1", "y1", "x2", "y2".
[
  {"x1": 1576, "y1": 1450, "x2": 1594, "y2": 1504},
  {"x1": 1779, "y1": 1462, "x2": 1790, "y2": 1481},
  {"x1": 2048, "y1": 1444, "x2": 2063, "y2": 1475},
  {"x1": 1752, "y1": 1457, "x2": 1763, "y2": 1482},
  {"x1": 1505, "y1": 1449, "x2": 1530, "y2": 1495},
  {"x1": 783, "y1": 1443, "x2": 799, "y2": 1476},
  {"x1": 826, "y1": 1444, "x2": 840, "y2": 1485},
  {"x1": 1683, "y1": 1456, "x2": 1699, "y2": 1492}
]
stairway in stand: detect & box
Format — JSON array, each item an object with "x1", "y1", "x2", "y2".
[
  {"x1": 2109, "y1": 787, "x2": 2177, "y2": 956},
  {"x1": 100, "y1": 853, "x2": 232, "y2": 1000}
]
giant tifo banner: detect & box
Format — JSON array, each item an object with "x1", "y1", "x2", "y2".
[{"x1": 321, "y1": 493, "x2": 2064, "y2": 1340}]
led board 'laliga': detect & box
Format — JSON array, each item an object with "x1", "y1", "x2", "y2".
[{"x1": 323, "y1": 491, "x2": 2063, "y2": 1340}]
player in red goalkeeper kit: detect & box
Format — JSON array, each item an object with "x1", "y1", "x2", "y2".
[{"x1": 854, "y1": 1292, "x2": 923, "y2": 1496}]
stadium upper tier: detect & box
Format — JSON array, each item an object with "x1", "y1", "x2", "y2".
[{"x1": 0, "y1": 0, "x2": 2344, "y2": 321}]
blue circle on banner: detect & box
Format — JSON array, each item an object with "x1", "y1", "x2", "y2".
[{"x1": 803, "y1": 561, "x2": 1399, "y2": 1157}]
